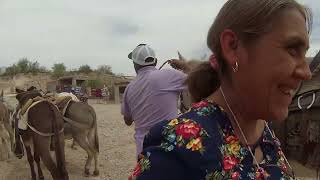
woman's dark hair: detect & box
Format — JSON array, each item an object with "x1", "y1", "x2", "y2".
[{"x1": 186, "y1": 62, "x2": 220, "y2": 102}]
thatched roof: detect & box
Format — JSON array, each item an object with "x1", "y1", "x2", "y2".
[
  {"x1": 309, "y1": 51, "x2": 320, "y2": 74},
  {"x1": 114, "y1": 76, "x2": 134, "y2": 86}
]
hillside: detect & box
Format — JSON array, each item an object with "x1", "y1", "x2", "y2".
[{"x1": 0, "y1": 72, "x2": 134, "y2": 94}]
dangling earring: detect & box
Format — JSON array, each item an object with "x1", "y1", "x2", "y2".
[{"x1": 232, "y1": 61, "x2": 239, "y2": 73}]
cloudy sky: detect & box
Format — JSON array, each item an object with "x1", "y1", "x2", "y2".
[{"x1": 0, "y1": 0, "x2": 319, "y2": 75}]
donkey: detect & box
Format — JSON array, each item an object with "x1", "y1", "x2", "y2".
[
  {"x1": 0, "y1": 92, "x2": 12, "y2": 160},
  {"x1": 62, "y1": 98, "x2": 100, "y2": 176},
  {"x1": 0, "y1": 90, "x2": 14, "y2": 148},
  {"x1": 15, "y1": 90, "x2": 69, "y2": 180},
  {"x1": 32, "y1": 89, "x2": 100, "y2": 176},
  {"x1": 170, "y1": 52, "x2": 203, "y2": 112}
]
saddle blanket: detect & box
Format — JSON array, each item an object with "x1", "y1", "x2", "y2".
[
  {"x1": 18, "y1": 96, "x2": 73, "y2": 130},
  {"x1": 18, "y1": 100, "x2": 45, "y2": 130}
]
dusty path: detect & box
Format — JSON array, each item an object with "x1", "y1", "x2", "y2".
[{"x1": 0, "y1": 102, "x2": 136, "y2": 180}]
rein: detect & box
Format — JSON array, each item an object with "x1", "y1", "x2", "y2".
[{"x1": 159, "y1": 60, "x2": 170, "y2": 70}]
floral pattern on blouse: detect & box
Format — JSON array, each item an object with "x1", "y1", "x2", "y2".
[
  {"x1": 129, "y1": 153, "x2": 151, "y2": 180},
  {"x1": 160, "y1": 118, "x2": 210, "y2": 154},
  {"x1": 129, "y1": 100, "x2": 295, "y2": 180}
]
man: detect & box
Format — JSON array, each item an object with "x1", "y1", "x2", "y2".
[{"x1": 121, "y1": 44, "x2": 187, "y2": 157}]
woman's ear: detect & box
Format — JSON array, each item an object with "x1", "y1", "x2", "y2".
[{"x1": 220, "y1": 29, "x2": 240, "y2": 68}]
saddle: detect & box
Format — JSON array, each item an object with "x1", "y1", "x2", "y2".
[
  {"x1": 46, "y1": 95, "x2": 73, "y2": 115},
  {"x1": 285, "y1": 89, "x2": 320, "y2": 168},
  {"x1": 289, "y1": 89, "x2": 320, "y2": 112},
  {"x1": 288, "y1": 89, "x2": 320, "y2": 143},
  {"x1": 20, "y1": 95, "x2": 72, "y2": 116},
  {"x1": 17, "y1": 95, "x2": 73, "y2": 131},
  {"x1": 14, "y1": 95, "x2": 74, "y2": 155}
]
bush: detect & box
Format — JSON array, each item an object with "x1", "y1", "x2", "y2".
[{"x1": 52, "y1": 63, "x2": 66, "y2": 78}]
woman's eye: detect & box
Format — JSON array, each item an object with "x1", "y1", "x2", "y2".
[{"x1": 287, "y1": 47, "x2": 298, "y2": 56}]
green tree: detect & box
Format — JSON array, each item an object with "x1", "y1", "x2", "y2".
[
  {"x1": 78, "y1": 64, "x2": 92, "y2": 74},
  {"x1": 4, "y1": 64, "x2": 20, "y2": 78},
  {"x1": 39, "y1": 66, "x2": 48, "y2": 73},
  {"x1": 28, "y1": 61, "x2": 41, "y2": 75},
  {"x1": 96, "y1": 65, "x2": 113, "y2": 75},
  {"x1": 52, "y1": 63, "x2": 66, "y2": 78},
  {"x1": 17, "y1": 58, "x2": 30, "y2": 73}
]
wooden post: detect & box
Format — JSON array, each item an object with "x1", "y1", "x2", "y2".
[{"x1": 114, "y1": 85, "x2": 120, "y2": 104}]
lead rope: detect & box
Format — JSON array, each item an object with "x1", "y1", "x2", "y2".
[
  {"x1": 159, "y1": 60, "x2": 170, "y2": 70},
  {"x1": 220, "y1": 87, "x2": 296, "y2": 179}
]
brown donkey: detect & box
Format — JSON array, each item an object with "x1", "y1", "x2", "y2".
[{"x1": 15, "y1": 90, "x2": 68, "y2": 180}]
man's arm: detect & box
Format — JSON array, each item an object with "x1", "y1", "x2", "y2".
[{"x1": 121, "y1": 87, "x2": 133, "y2": 126}]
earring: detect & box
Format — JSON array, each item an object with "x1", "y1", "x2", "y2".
[{"x1": 232, "y1": 61, "x2": 239, "y2": 73}]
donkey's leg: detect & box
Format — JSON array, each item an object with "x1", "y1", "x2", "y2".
[
  {"x1": 88, "y1": 128, "x2": 99, "y2": 176},
  {"x1": 0, "y1": 124, "x2": 11, "y2": 159},
  {"x1": 92, "y1": 150, "x2": 99, "y2": 176},
  {"x1": 33, "y1": 135, "x2": 60, "y2": 180},
  {"x1": 3, "y1": 117, "x2": 14, "y2": 152},
  {"x1": 25, "y1": 145, "x2": 37, "y2": 180},
  {"x1": 73, "y1": 132, "x2": 94, "y2": 176},
  {"x1": 57, "y1": 132, "x2": 69, "y2": 180},
  {"x1": 33, "y1": 142, "x2": 44, "y2": 180}
]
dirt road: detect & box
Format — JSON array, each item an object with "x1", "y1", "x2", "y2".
[{"x1": 0, "y1": 102, "x2": 136, "y2": 180}]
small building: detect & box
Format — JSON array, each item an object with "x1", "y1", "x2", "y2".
[
  {"x1": 47, "y1": 75, "x2": 88, "y2": 94},
  {"x1": 58, "y1": 75, "x2": 88, "y2": 87},
  {"x1": 113, "y1": 76, "x2": 134, "y2": 104}
]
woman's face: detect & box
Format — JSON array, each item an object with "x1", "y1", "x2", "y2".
[{"x1": 234, "y1": 8, "x2": 312, "y2": 122}]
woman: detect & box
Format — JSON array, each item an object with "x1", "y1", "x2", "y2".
[{"x1": 129, "y1": 0, "x2": 312, "y2": 179}]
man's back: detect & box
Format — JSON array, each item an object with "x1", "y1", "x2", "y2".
[{"x1": 121, "y1": 66, "x2": 186, "y2": 155}]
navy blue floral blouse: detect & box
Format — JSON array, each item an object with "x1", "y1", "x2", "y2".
[{"x1": 129, "y1": 100, "x2": 295, "y2": 180}]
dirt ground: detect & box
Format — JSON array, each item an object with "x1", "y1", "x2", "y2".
[
  {"x1": 0, "y1": 101, "x2": 318, "y2": 180},
  {"x1": 0, "y1": 102, "x2": 136, "y2": 180}
]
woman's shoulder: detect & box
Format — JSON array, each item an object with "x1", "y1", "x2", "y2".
[
  {"x1": 131, "y1": 100, "x2": 227, "y2": 179},
  {"x1": 140, "y1": 100, "x2": 226, "y2": 173},
  {"x1": 144, "y1": 100, "x2": 226, "y2": 150}
]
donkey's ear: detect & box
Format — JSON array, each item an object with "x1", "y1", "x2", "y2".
[
  {"x1": 177, "y1": 51, "x2": 187, "y2": 61},
  {"x1": 15, "y1": 88, "x2": 25, "y2": 93}
]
